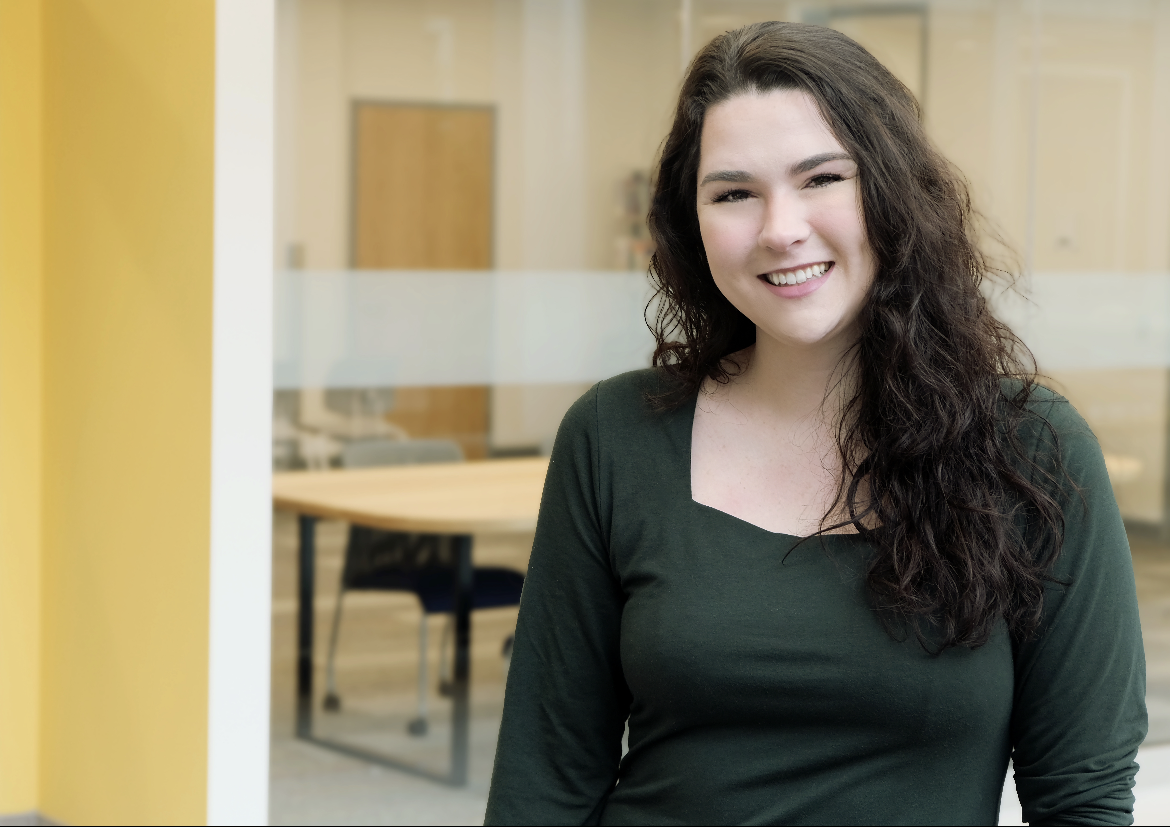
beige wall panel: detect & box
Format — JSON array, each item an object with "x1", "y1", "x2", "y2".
[
  {"x1": 294, "y1": 0, "x2": 348, "y2": 269},
  {"x1": 925, "y1": 8, "x2": 1001, "y2": 235},
  {"x1": 1032, "y1": 71, "x2": 1129, "y2": 271},
  {"x1": 585, "y1": 0, "x2": 682, "y2": 270},
  {"x1": 1029, "y1": 9, "x2": 1160, "y2": 273},
  {"x1": 832, "y1": 13, "x2": 923, "y2": 100}
]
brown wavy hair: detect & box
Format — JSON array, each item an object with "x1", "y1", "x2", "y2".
[{"x1": 648, "y1": 21, "x2": 1068, "y2": 650}]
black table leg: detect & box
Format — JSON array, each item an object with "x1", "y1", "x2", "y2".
[
  {"x1": 450, "y1": 533, "x2": 474, "y2": 786},
  {"x1": 296, "y1": 514, "x2": 318, "y2": 739}
]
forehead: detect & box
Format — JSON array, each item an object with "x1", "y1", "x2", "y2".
[{"x1": 699, "y1": 89, "x2": 843, "y2": 174}]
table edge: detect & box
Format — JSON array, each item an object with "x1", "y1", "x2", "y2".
[{"x1": 272, "y1": 497, "x2": 538, "y2": 535}]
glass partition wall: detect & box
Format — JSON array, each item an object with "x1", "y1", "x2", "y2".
[{"x1": 272, "y1": 1, "x2": 1170, "y2": 822}]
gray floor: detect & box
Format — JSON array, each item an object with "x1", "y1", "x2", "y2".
[
  {"x1": 269, "y1": 704, "x2": 501, "y2": 826},
  {"x1": 269, "y1": 514, "x2": 1170, "y2": 825},
  {"x1": 269, "y1": 513, "x2": 528, "y2": 826}
]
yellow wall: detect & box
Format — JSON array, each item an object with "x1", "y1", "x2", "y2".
[
  {"x1": 34, "y1": 0, "x2": 214, "y2": 822},
  {"x1": 0, "y1": 0, "x2": 44, "y2": 814}
]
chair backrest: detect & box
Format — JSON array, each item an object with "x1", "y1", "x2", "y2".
[
  {"x1": 339, "y1": 438, "x2": 464, "y2": 589},
  {"x1": 344, "y1": 527, "x2": 452, "y2": 589},
  {"x1": 341, "y1": 438, "x2": 463, "y2": 469}
]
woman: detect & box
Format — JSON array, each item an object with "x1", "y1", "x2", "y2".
[{"x1": 486, "y1": 21, "x2": 1145, "y2": 826}]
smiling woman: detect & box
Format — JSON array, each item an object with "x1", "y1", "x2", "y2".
[{"x1": 485, "y1": 21, "x2": 1146, "y2": 826}]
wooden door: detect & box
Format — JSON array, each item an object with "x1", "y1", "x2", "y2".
[
  {"x1": 353, "y1": 103, "x2": 494, "y2": 458},
  {"x1": 353, "y1": 103, "x2": 493, "y2": 269}
]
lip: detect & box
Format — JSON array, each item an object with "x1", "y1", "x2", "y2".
[{"x1": 758, "y1": 262, "x2": 835, "y2": 299}]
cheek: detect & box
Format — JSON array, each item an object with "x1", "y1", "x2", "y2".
[
  {"x1": 698, "y1": 210, "x2": 759, "y2": 267},
  {"x1": 812, "y1": 202, "x2": 866, "y2": 255}
]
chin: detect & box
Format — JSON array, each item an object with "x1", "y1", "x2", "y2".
[{"x1": 762, "y1": 320, "x2": 848, "y2": 349}]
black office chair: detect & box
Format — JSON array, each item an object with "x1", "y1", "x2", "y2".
[{"x1": 322, "y1": 438, "x2": 525, "y2": 737}]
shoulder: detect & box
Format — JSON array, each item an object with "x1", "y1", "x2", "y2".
[
  {"x1": 555, "y1": 368, "x2": 692, "y2": 482},
  {"x1": 1001, "y1": 380, "x2": 1111, "y2": 512},
  {"x1": 548, "y1": 369, "x2": 688, "y2": 522},
  {"x1": 560, "y1": 368, "x2": 674, "y2": 431},
  {"x1": 1002, "y1": 379, "x2": 1098, "y2": 463},
  {"x1": 596, "y1": 368, "x2": 675, "y2": 421}
]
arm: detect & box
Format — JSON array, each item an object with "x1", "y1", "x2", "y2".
[
  {"x1": 1012, "y1": 398, "x2": 1147, "y2": 826},
  {"x1": 485, "y1": 384, "x2": 631, "y2": 826}
]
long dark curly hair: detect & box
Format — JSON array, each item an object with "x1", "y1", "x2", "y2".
[{"x1": 648, "y1": 21, "x2": 1069, "y2": 650}]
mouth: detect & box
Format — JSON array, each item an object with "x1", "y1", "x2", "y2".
[{"x1": 759, "y1": 261, "x2": 833, "y2": 286}]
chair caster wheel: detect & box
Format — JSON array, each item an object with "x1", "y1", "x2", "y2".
[
  {"x1": 438, "y1": 680, "x2": 454, "y2": 697},
  {"x1": 407, "y1": 717, "x2": 428, "y2": 736},
  {"x1": 323, "y1": 693, "x2": 341, "y2": 712}
]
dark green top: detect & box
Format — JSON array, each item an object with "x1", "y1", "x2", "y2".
[{"x1": 485, "y1": 369, "x2": 1146, "y2": 826}]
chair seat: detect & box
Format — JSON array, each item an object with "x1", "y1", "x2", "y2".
[{"x1": 349, "y1": 566, "x2": 524, "y2": 614}]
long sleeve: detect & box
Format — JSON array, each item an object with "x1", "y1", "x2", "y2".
[
  {"x1": 485, "y1": 384, "x2": 631, "y2": 825},
  {"x1": 1011, "y1": 395, "x2": 1148, "y2": 825}
]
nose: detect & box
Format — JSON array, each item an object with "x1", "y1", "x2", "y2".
[{"x1": 757, "y1": 191, "x2": 811, "y2": 252}]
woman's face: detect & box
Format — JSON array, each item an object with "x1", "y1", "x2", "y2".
[{"x1": 696, "y1": 88, "x2": 876, "y2": 353}]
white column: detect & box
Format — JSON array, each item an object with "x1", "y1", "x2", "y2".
[{"x1": 207, "y1": 1, "x2": 275, "y2": 824}]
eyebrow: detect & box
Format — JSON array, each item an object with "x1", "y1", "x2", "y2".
[
  {"x1": 698, "y1": 152, "x2": 854, "y2": 187},
  {"x1": 789, "y1": 151, "x2": 852, "y2": 175},
  {"x1": 698, "y1": 169, "x2": 754, "y2": 186}
]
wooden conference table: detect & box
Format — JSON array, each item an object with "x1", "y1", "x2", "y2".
[{"x1": 272, "y1": 457, "x2": 549, "y2": 786}]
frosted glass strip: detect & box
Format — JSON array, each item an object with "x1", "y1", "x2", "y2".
[
  {"x1": 993, "y1": 273, "x2": 1170, "y2": 371},
  {"x1": 274, "y1": 270, "x2": 657, "y2": 388},
  {"x1": 274, "y1": 270, "x2": 1170, "y2": 389}
]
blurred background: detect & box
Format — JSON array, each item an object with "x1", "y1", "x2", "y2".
[{"x1": 267, "y1": 1, "x2": 1170, "y2": 824}]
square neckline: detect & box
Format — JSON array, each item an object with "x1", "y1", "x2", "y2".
[{"x1": 679, "y1": 390, "x2": 860, "y2": 542}]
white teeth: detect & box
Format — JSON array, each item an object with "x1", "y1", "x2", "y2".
[{"x1": 765, "y1": 262, "x2": 831, "y2": 286}]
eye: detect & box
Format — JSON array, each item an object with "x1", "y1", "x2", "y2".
[
  {"x1": 806, "y1": 173, "x2": 845, "y2": 189},
  {"x1": 712, "y1": 188, "x2": 753, "y2": 204}
]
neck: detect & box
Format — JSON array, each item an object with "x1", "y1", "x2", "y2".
[{"x1": 731, "y1": 327, "x2": 858, "y2": 422}]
